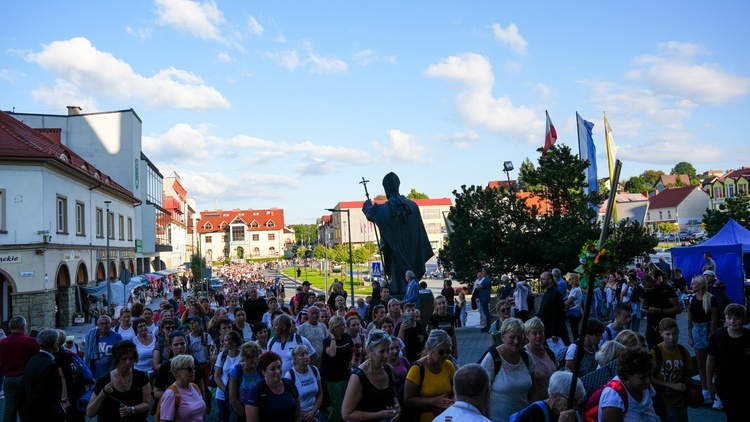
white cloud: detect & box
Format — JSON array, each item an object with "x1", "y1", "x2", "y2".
[
  {"x1": 31, "y1": 79, "x2": 100, "y2": 112},
  {"x1": 154, "y1": 0, "x2": 226, "y2": 41},
  {"x1": 371, "y1": 130, "x2": 429, "y2": 162},
  {"x1": 308, "y1": 53, "x2": 348, "y2": 74},
  {"x1": 125, "y1": 26, "x2": 153, "y2": 41},
  {"x1": 247, "y1": 16, "x2": 264, "y2": 35},
  {"x1": 263, "y1": 50, "x2": 301, "y2": 71},
  {"x1": 352, "y1": 50, "x2": 377, "y2": 66},
  {"x1": 26, "y1": 37, "x2": 230, "y2": 111},
  {"x1": 216, "y1": 51, "x2": 234, "y2": 63},
  {"x1": 504, "y1": 60, "x2": 523, "y2": 74},
  {"x1": 0, "y1": 68, "x2": 23, "y2": 83},
  {"x1": 436, "y1": 129, "x2": 479, "y2": 149},
  {"x1": 492, "y1": 23, "x2": 527, "y2": 55},
  {"x1": 425, "y1": 53, "x2": 542, "y2": 142},
  {"x1": 180, "y1": 170, "x2": 301, "y2": 201},
  {"x1": 630, "y1": 42, "x2": 750, "y2": 105}
]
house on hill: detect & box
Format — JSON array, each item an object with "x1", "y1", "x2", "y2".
[{"x1": 646, "y1": 185, "x2": 710, "y2": 233}]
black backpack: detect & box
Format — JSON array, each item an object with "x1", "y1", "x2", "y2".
[
  {"x1": 395, "y1": 361, "x2": 425, "y2": 421},
  {"x1": 478, "y1": 345, "x2": 531, "y2": 377},
  {"x1": 256, "y1": 378, "x2": 297, "y2": 410}
]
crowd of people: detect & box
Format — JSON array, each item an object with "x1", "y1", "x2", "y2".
[{"x1": 0, "y1": 257, "x2": 748, "y2": 422}]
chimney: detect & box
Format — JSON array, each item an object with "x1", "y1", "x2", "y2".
[
  {"x1": 66, "y1": 106, "x2": 82, "y2": 115},
  {"x1": 36, "y1": 128, "x2": 62, "y2": 145}
]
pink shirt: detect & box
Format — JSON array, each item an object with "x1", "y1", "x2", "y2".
[{"x1": 159, "y1": 383, "x2": 205, "y2": 422}]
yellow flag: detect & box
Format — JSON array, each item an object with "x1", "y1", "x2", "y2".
[{"x1": 604, "y1": 112, "x2": 618, "y2": 221}]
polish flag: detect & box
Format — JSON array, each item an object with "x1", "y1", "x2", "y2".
[{"x1": 543, "y1": 110, "x2": 557, "y2": 154}]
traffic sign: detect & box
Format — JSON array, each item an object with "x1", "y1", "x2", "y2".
[{"x1": 371, "y1": 262, "x2": 382, "y2": 278}]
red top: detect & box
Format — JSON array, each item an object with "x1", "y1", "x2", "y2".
[{"x1": 0, "y1": 332, "x2": 41, "y2": 376}]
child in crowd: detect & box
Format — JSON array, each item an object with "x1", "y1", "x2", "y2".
[{"x1": 650, "y1": 318, "x2": 691, "y2": 422}]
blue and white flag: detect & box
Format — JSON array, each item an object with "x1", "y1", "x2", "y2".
[{"x1": 577, "y1": 112, "x2": 597, "y2": 195}]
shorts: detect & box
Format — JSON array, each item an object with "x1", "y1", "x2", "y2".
[{"x1": 692, "y1": 322, "x2": 709, "y2": 349}]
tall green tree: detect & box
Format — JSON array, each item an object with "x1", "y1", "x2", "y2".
[
  {"x1": 517, "y1": 158, "x2": 542, "y2": 192},
  {"x1": 406, "y1": 188, "x2": 429, "y2": 200},
  {"x1": 606, "y1": 219, "x2": 659, "y2": 267},
  {"x1": 702, "y1": 192, "x2": 750, "y2": 236},
  {"x1": 290, "y1": 224, "x2": 317, "y2": 245},
  {"x1": 190, "y1": 254, "x2": 206, "y2": 282},
  {"x1": 641, "y1": 170, "x2": 665, "y2": 189},
  {"x1": 624, "y1": 176, "x2": 648, "y2": 194},
  {"x1": 671, "y1": 161, "x2": 699, "y2": 184}
]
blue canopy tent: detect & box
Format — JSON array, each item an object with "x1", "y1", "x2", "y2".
[
  {"x1": 671, "y1": 219, "x2": 750, "y2": 304},
  {"x1": 78, "y1": 277, "x2": 146, "y2": 310}
]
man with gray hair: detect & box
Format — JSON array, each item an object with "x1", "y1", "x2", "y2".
[
  {"x1": 83, "y1": 314, "x2": 122, "y2": 380},
  {"x1": 21, "y1": 329, "x2": 66, "y2": 421},
  {"x1": 0, "y1": 315, "x2": 40, "y2": 422},
  {"x1": 553, "y1": 268, "x2": 567, "y2": 298},
  {"x1": 436, "y1": 363, "x2": 491, "y2": 421},
  {"x1": 402, "y1": 270, "x2": 421, "y2": 311},
  {"x1": 297, "y1": 305, "x2": 327, "y2": 366}
]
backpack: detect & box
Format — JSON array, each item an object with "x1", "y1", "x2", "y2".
[
  {"x1": 395, "y1": 361, "x2": 425, "y2": 421},
  {"x1": 154, "y1": 383, "x2": 200, "y2": 422},
  {"x1": 580, "y1": 379, "x2": 629, "y2": 422},
  {"x1": 652, "y1": 344, "x2": 689, "y2": 381},
  {"x1": 287, "y1": 365, "x2": 320, "y2": 384},
  {"x1": 476, "y1": 346, "x2": 531, "y2": 377},
  {"x1": 268, "y1": 333, "x2": 303, "y2": 351},
  {"x1": 256, "y1": 378, "x2": 297, "y2": 410},
  {"x1": 66, "y1": 349, "x2": 95, "y2": 395},
  {"x1": 509, "y1": 400, "x2": 551, "y2": 422}
]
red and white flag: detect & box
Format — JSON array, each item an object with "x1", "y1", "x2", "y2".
[{"x1": 543, "y1": 110, "x2": 557, "y2": 154}]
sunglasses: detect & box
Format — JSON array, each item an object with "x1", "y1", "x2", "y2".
[
  {"x1": 437, "y1": 348, "x2": 453, "y2": 356},
  {"x1": 499, "y1": 307, "x2": 510, "y2": 313}
]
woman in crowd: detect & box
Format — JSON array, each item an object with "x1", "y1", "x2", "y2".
[
  {"x1": 365, "y1": 305, "x2": 386, "y2": 332},
  {"x1": 251, "y1": 321, "x2": 269, "y2": 352},
  {"x1": 158, "y1": 354, "x2": 205, "y2": 422},
  {"x1": 214, "y1": 330, "x2": 243, "y2": 422},
  {"x1": 615, "y1": 329, "x2": 648, "y2": 352},
  {"x1": 233, "y1": 309, "x2": 253, "y2": 342},
  {"x1": 564, "y1": 318, "x2": 605, "y2": 377},
  {"x1": 480, "y1": 318, "x2": 535, "y2": 422},
  {"x1": 457, "y1": 286, "x2": 467, "y2": 328},
  {"x1": 141, "y1": 307, "x2": 158, "y2": 337},
  {"x1": 427, "y1": 294, "x2": 458, "y2": 359},
  {"x1": 599, "y1": 347, "x2": 659, "y2": 421},
  {"x1": 115, "y1": 308, "x2": 136, "y2": 341},
  {"x1": 284, "y1": 345, "x2": 323, "y2": 422},
  {"x1": 513, "y1": 371, "x2": 585, "y2": 422},
  {"x1": 687, "y1": 274, "x2": 718, "y2": 404},
  {"x1": 332, "y1": 295, "x2": 348, "y2": 318},
  {"x1": 208, "y1": 307, "x2": 229, "y2": 338},
  {"x1": 707, "y1": 303, "x2": 749, "y2": 421},
  {"x1": 263, "y1": 296, "x2": 280, "y2": 330},
  {"x1": 524, "y1": 317, "x2": 558, "y2": 402},
  {"x1": 342, "y1": 330, "x2": 401, "y2": 421},
  {"x1": 580, "y1": 340, "x2": 625, "y2": 396},
  {"x1": 86, "y1": 340, "x2": 151, "y2": 421},
  {"x1": 387, "y1": 299, "x2": 404, "y2": 327},
  {"x1": 245, "y1": 351, "x2": 301, "y2": 421},
  {"x1": 403, "y1": 329, "x2": 456, "y2": 422},
  {"x1": 625, "y1": 276, "x2": 643, "y2": 332},
  {"x1": 322, "y1": 316, "x2": 354, "y2": 422},
  {"x1": 228, "y1": 341, "x2": 262, "y2": 422},
  {"x1": 327, "y1": 282, "x2": 346, "y2": 313},
  {"x1": 377, "y1": 316, "x2": 405, "y2": 352},
  {"x1": 132, "y1": 318, "x2": 156, "y2": 378},
  {"x1": 386, "y1": 335, "x2": 410, "y2": 381},
  {"x1": 347, "y1": 315, "x2": 367, "y2": 367},
  {"x1": 564, "y1": 273, "x2": 583, "y2": 341},
  {"x1": 182, "y1": 301, "x2": 210, "y2": 328},
  {"x1": 605, "y1": 276, "x2": 617, "y2": 321},
  {"x1": 187, "y1": 316, "x2": 214, "y2": 387},
  {"x1": 153, "y1": 318, "x2": 178, "y2": 371},
  {"x1": 488, "y1": 299, "x2": 511, "y2": 346}
]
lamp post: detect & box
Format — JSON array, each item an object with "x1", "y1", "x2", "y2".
[
  {"x1": 105, "y1": 200, "x2": 112, "y2": 311},
  {"x1": 326, "y1": 208, "x2": 354, "y2": 307},
  {"x1": 503, "y1": 161, "x2": 514, "y2": 190}
]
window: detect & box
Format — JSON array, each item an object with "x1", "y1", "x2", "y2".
[
  {"x1": 222, "y1": 235, "x2": 227, "y2": 242},
  {"x1": 0, "y1": 189, "x2": 7, "y2": 232},
  {"x1": 658, "y1": 211, "x2": 663, "y2": 220},
  {"x1": 127, "y1": 217, "x2": 133, "y2": 241},
  {"x1": 232, "y1": 225, "x2": 245, "y2": 242},
  {"x1": 647, "y1": 212, "x2": 650, "y2": 221},
  {"x1": 75, "y1": 202, "x2": 85, "y2": 235},
  {"x1": 96, "y1": 208, "x2": 103, "y2": 237},
  {"x1": 252, "y1": 234, "x2": 259, "y2": 241},
  {"x1": 426, "y1": 223, "x2": 441, "y2": 234},
  {"x1": 118, "y1": 215, "x2": 124, "y2": 240},
  {"x1": 56, "y1": 195, "x2": 68, "y2": 233},
  {"x1": 250, "y1": 220, "x2": 259, "y2": 228},
  {"x1": 205, "y1": 236, "x2": 213, "y2": 243},
  {"x1": 265, "y1": 220, "x2": 275, "y2": 228},
  {"x1": 728, "y1": 185, "x2": 735, "y2": 198},
  {"x1": 268, "y1": 233, "x2": 275, "y2": 241},
  {"x1": 739, "y1": 184, "x2": 747, "y2": 195},
  {"x1": 714, "y1": 187, "x2": 723, "y2": 198},
  {"x1": 422, "y1": 209, "x2": 440, "y2": 219},
  {"x1": 253, "y1": 247, "x2": 260, "y2": 256},
  {"x1": 108, "y1": 211, "x2": 114, "y2": 239},
  {"x1": 667, "y1": 210, "x2": 672, "y2": 219}
]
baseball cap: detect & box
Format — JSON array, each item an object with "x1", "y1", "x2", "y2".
[
  {"x1": 187, "y1": 316, "x2": 202, "y2": 323},
  {"x1": 702, "y1": 270, "x2": 716, "y2": 277},
  {"x1": 302, "y1": 281, "x2": 312, "y2": 286}
]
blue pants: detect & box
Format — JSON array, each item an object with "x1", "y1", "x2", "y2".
[
  {"x1": 216, "y1": 398, "x2": 231, "y2": 422},
  {"x1": 480, "y1": 300, "x2": 491, "y2": 329},
  {"x1": 3, "y1": 375, "x2": 23, "y2": 422}
]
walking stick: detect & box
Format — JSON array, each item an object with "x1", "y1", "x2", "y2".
[{"x1": 360, "y1": 177, "x2": 388, "y2": 283}]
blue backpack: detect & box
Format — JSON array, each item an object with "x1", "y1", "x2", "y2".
[
  {"x1": 66, "y1": 350, "x2": 95, "y2": 411},
  {"x1": 509, "y1": 400, "x2": 550, "y2": 422}
]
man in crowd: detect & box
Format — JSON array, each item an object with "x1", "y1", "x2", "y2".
[
  {"x1": 641, "y1": 273, "x2": 681, "y2": 349},
  {"x1": 21, "y1": 329, "x2": 66, "y2": 421},
  {"x1": 553, "y1": 268, "x2": 567, "y2": 298},
  {"x1": 84, "y1": 315, "x2": 123, "y2": 380},
  {"x1": 475, "y1": 267, "x2": 493, "y2": 332},
  {"x1": 243, "y1": 285, "x2": 268, "y2": 324},
  {"x1": 703, "y1": 252, "x2": 716, "y2": 272},
  {"x1": 297, "y1": 305, "x2": 327, "y2": 366},
  {"x1": 294, "y1": 281, "x2": 312, "y2": 315},
  {"x1": 436, "y1": 364, "x2": 491, "y2": 422},
  {"x1": 0, "y1": 315, "x2": 41, "y2": 422},
  {"x1": 600, "y1": 302, "x2": 632, "y2": 344},
  {"x1": 537, "y1": 271, "x2": 570, "y2": 345},
  {"x1": 402, "y1": 270, "x2": 421, "y2": 312}
]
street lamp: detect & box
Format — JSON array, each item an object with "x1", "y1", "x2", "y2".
[
  {"x1": 503, "y1": 161, "x2": 514, "y2": 190},
  {"x1": 326, "y1": 208, "x2": 354, "y2": 307},
  {"x1": 105, "y1": 200, "x2": 112, "y2": 311}
]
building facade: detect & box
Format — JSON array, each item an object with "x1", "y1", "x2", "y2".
[
  {"x1": 646, "y1": 185, "x2": 711, "y2": 233},
  {"x1": 196, "y1": 208, "x2": 295, "y2": 263},
  {"x1": 162, "y1": 172, "x2": 190, "y2": 270},
  {"x1": 702, "y1": 167, "x2": 750, "y2": 210},
  {"x1": 0, "y1": 111, "x2": 138, "y2": 330}
]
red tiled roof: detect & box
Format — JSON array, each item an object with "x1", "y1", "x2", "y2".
[
  {"x1": 337, "y1": 198, "x2": 452, "y2": 209},
  {"x1": 719, "y1": 167, "x2": 750, "y2": 181},
  {"x1": 648, "y1": 185, "x2": 700, "y2": 209},
  {"x1": 197, "y1": 208, "x2": 286, "y2": 234},
  {"x1": 0, "y1": 110, "x2": 136, "y2": 200},
  {"x1": 658, "y1": 174, "x2": 690, "y2": 187},
  {"x1": 598, "y1": 193, "x2": 648, "y2": 213},
  {"x1": 487, "y1": 180, "x2": 518, "y2": 190}
]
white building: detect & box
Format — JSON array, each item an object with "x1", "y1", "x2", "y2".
[
  {"x1": 646, "y1": 185, "x2": 711, "y2": 233},
  {"x1": 0, "y1": 111, "x2": 138, "y2": 329},
  {"x1": 196, "y1": 208, "x2": 295, "y2": 263},
  {"x1": 162, "y1": 172, "x2": 190, "y2": 270},
  {"x1": 9, "y1": 107, "x2": 171, "y2": 275}
]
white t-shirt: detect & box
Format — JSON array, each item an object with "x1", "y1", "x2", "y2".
[
  {"x1": 598, "y1": 376, "x2": 659, "y2": 422},
  {"x1": 284, "y1": 366, "x2": 320, "y2": 413},
  {"x1": 115, "y1": 324, "x2": 136, "y2": 341},
  {"x1": 567, "y1": 287, "x2": 582, "y2": 310},
  {"x1": 133, "y1": 335, "x2": 156, "y2": 374},
  {"x1": 214, "y1": 352, "x2": 241, "y2": 401},
  {"x1": 269, "y1": 334, "x2": 316, "y2": 377}
]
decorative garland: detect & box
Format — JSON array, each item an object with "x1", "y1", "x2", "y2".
[{"x1": 575, "y1": 240, "x2": 617, "y2": 289}]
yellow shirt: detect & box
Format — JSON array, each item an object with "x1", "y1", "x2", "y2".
[
  {"x1": 406, "y1": 358, "x2": 456, "y2": 422},
  {"x1": 650, "y1": 344, "x2": 692, "y2": 407}
]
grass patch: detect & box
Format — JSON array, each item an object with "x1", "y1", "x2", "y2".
[{"x1": 281, "y1": 267, "x2": 373, "y2": 295}]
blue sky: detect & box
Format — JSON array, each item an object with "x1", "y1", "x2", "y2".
[{"x1": 3, "y1": 1, "x2": 750, "y2": 223}]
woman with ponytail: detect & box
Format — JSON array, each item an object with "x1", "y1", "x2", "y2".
[{"x1": 687, "y1": 275, "x2": 718, "y2": 404}]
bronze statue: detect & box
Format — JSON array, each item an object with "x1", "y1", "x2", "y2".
[{"x1": 362, "y1": 172, "x2": 434, "y2": 295}]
